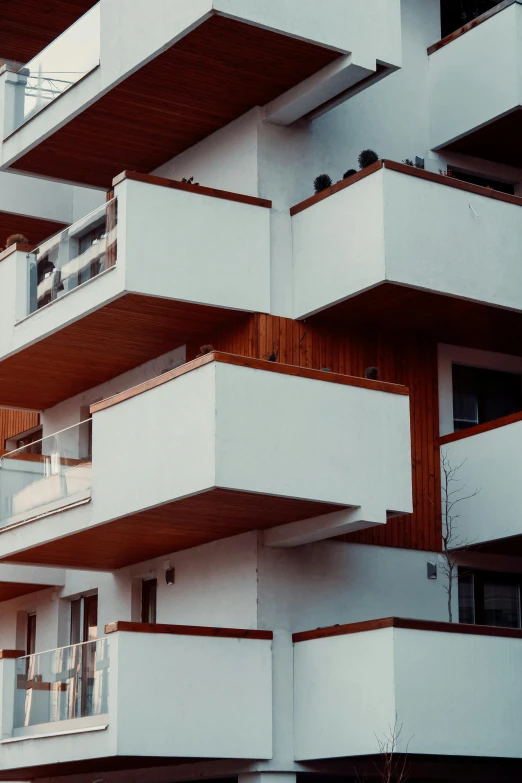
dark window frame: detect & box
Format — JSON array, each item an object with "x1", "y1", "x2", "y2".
[{"x1": 459, "y1": 567, "x2": 522, "y2": 628}]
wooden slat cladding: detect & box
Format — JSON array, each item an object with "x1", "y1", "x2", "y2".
[
  {"x1": 0, "y1": 294, "x2": 244, "y2": 411},
  {"x1": 188, "y1": 313, "x2": 441, "y2": 552},
  {"x1": 0, "y1": 0, "x2": 97, "y2": 63},
  {"x1": 3, "y1": 489, "x2": 347, "y2": 571},
  {"x1": 11, "y1": 15, "x2": 340, "y2": 188},
  {"x1": 0, "y1": 409, "x2": 39, "y2": 450}
]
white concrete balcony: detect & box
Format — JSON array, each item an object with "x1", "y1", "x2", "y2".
[
  {"x1": 440, "y1": 413, "x2": 522, "y2": 553},
  {"x1": 429, "y1": 0, "x2": 522, "y2": 167},
  {"x1": 0, "y1": 353, "x2": 412, "y2": 570},
  {"x1": 0, "y1": 0, "x2": 401, "y2": 188},
  {"x1": 0, "y1": 173, "x2": 271, "y2": 410},
  {"x1": 291, "y1": 160, "x2": 522, "y2": 354},
  {"x1": 0, "y1": 623, "x2": 272, "y2": 778},
  {"x1": 294, "y1": 617, "x2": 522, "y2": 761}
]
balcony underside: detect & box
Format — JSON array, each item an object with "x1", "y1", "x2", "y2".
[
  {"x1": 444, "y1": 107, "x2": 522, "y2": 167},
  {"x1": 0, "y1": 212, "x2": 66, "y2": 249},
  {"x1": 2, "y1": 489, "x2": 346, "y2": 570},
  {"x1": 0, "y1": 580, "x2": 49, "y2": 602},
  {"x1": 0, "y1": 293, "x2": 244, "y2": 410},
  {"x1": 315, "y1": 282, "x2": 522, "y2": 356},
  {"x1": 0, "y1": 755, "x2": 198, "y2": 783},
  {"x1": 469, "y1": 532, "x2": 522, "y2": 558},
  {"x1": 0, "y1": 1, "x2": 97, "y2": 63},
  {"x1": 9, "y1": 14, "x2": 340, "y2": 188},
  {"x1": 302, "y1": 754, "x2": 522, "y2": 782}
]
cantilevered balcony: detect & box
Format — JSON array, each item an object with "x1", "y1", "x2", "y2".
[
  {"x1": 0, "y1": 0, "x2": 402, "y2": 188},
  {"x1": 440, "y1": 413, "x2": 522, "y2": 554},
  {"x1": 0, "y1": 623, "x2": 272, "y2": 778},
  {"x1": 0, "y1": 353, "x2": 412, "y2": 569},
  {"x1": 0, "y1": 173, "x2": 271, "y2": 410},
  {"x1": 291, "y1": 160, "x2": 522, "y2": 355},
  {"x1": 429, "y1": 0, "x2": 522, "y2": 165},
  {"x1": 294, "y1": 617, "x2": 522, "y2": 761}
]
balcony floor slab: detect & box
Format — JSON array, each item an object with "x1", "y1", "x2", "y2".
[{"x1": 1, "y1": 488, "x2": 347, "y2": 570}]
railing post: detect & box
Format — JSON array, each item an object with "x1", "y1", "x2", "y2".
[
  {"x1": 0, "y1": 651, "x2": 24, "y2": 739},
  {"x1": 0, "y1": 66, "x2": 27, "y2": 139}
]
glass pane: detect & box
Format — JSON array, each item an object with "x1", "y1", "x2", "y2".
[
  {"x1": 28, "y1": 198, "x2": 117, "y2": 315},
  {"x1": 0, "y1": 420, "x2": 93, "y2": 527},
  {"x1": 483, "y1": 582, "x2": 520, "y2": 628},
  {"x1": 141, "y1": 579, "x2": 157, "y2": 624},
  {"x1": 458, "y1": 572, "x2": 475, "y2": 624},
  {"x1": 16, "y1": 5, "x2": 101, "y2": 129},
  {"x1": 14, "y1": 639, "x2": 109, "y2": 728}
]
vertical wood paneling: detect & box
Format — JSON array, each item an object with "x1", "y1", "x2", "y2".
[
  {"x1": 0, "y1": 410, "x2": 39, "y2": 452},
  {"x1": 191, "y1": 313, "x2": 441, "y2": 552}
]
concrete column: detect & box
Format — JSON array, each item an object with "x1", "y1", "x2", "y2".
[{"x1": 240, "y1": 774, "x2": 296, "y2": 783}]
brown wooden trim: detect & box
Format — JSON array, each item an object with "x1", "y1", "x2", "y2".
[
  {"x1": 290, "y1": 158, "x2": 522, "y2": 216},
  {"x1": 90, "y1": 352, "x2": 409, "y2": 415},
  {"x1": 0, "y1": 243, "x2": 36, "y2": 263},
  {"x1": 290, "y1": 160, "x2": 382, "y2": 216},
  {"x1": 18, "y1": 679, "x2": 68, "y2": 691},
  {"x1": 104, "y1": 620, "x2": 273, "y2": 640},
  {"x1": 428, "y1": 0, "x2": 517, "y2": 55},
  {"x1": 293, "y1": 616, "x2": 522, "y2": 643},
  {"x1": 2, "y1": 453, "x2": 91, "y2": 468},
  {"x1": 439, "y1": 410, "x2": 522, "y2": 446},
  {"x1": 384, "y1": 159, "x2": 522, "y2": 206},
  {"x1": 112, "y1": 170, "x2": 272, "y2": 209},
  {"x1": 0, "y1": 649, "x2": 25, "y2": 658}
]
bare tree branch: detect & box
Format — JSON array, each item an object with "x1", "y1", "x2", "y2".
[{"x1": 440, "y1": 452, "x2": 480, "y2": 622}]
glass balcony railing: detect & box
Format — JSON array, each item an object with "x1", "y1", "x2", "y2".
[
  {"x1": 15, "y1": 4, "x2": 101, "y2": 129},
  {"x1": 14, "y1": 638, "x2": 109, "y2": 729},
  {"x1": 28, "y1": 198, "x2": 117, "y2": 315},
  {"x1": 0, "y1": 420, "x2": 92, "y2": 526}
]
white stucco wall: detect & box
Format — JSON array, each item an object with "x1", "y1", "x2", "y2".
[
  {"x1": 295, "y1": 626, "x2": 522, "y2": 760},
  {"x1": 258, "y1": 540, "x2": 447, "y2": 633}
]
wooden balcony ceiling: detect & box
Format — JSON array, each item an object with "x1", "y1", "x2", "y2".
[
  {"x1": 0, "y1": 1, "x2": 98, "y2": 63},
  {"x1": 10, "y1": 14, "x2": 341, "y2": 188},
  {"x1": 445, "y1": 108, "x2": 522, "y2": 168},
  {"x1": 0, "y1": 581, "x2": 50, "y2": 602},
  {"x1": 2, "y1": 489, "x2": 347, "y2": 570},
  {"x1": 319, "y1": 281, "x2": 522, "y2": 357},
  {"x1": 0, "y1": 212, "x2": 66, "y2": 249},
  {"x1": 0, "y1": 293, "x2": 243, "y2": 410}
]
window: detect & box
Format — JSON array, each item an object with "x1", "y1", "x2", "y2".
[
  {"x1": 70, "y1": 594, "x2": 98, "y2": 644},
  {"x1": 26, "y1": 613, "x2": 36, "y2": 656},
  {"x1": 459, "y1": 568, "x2": 522, "y2": 628},
  {"x1": 141, "y1": 578, "x2": 157, "y2": 624},
  {"x1": 448, "y1": 168, "x2": 515, "y2": 196},
  {"x1": 452, "y1": 364, "x2": 522, "y2": 432},
  {"x1": 440, "y1": 0, "x2": 503, "y2": 38}
]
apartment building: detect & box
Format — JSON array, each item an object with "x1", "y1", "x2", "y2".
[{"x1": 0, "y1": 0, "x2": 520, "y2": 781}]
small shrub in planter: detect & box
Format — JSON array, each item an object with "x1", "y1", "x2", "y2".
[
  {"x1": 182, "y1": 176, "x2": 200, "y2": 186},
  {"x1": 314, "y1": 174, "x2": 332, "y2": 194},
  {"x1": 343, "y1": 169, "x2": 357, "y2": 179},
  {"x1": 5, "y1": 233, "x2": 29, "y2": 249},
  {"x1": 358, "y1": 149, "x2": 379, "y2": 169}
]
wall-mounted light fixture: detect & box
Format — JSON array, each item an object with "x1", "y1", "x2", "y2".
[
  {"x1": 427, "y1": 561, "x2": 437, "y2": 580},
  {"x1": 165, "y1": 567, "x2": 175, "y2": 585}
]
